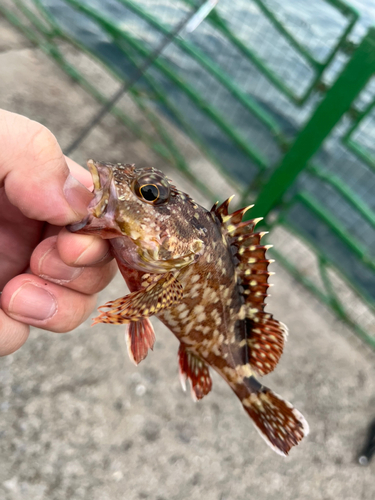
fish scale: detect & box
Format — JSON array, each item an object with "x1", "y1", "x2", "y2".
[{"x1": 67, "y1": 159, "x2": 309, "y2": 456}]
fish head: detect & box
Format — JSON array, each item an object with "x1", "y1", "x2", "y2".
[{"x1": 68, "y1": 160, "x2": 206, "y2": 272}]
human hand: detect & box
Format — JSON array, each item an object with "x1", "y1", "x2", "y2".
[{"x1": 0, "y1": 109, "x2": 118, "y2": 356}]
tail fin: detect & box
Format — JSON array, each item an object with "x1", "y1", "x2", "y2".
[{"x1": 241, "y1": 383, "x2": 309, "y2": 456}]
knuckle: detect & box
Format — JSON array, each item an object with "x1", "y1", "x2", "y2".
[{"x1": 25, "y1": 121, "x2": 66, "y2": 175}]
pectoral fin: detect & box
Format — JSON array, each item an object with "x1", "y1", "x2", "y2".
[{"x1": 92, "y1": 272, "x2": 183, "y2": 325}]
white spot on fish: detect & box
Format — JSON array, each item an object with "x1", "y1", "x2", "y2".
[
  {"x1": 185, "y1": 321, "x2": 195, "y2": 334},
  {"x1": 238, "y1": 305, "x2": 246, "y2": 319},
  {"x1": 130, "y1": 230, "x2": 141, "y2": 239},
  {"x1": 167, "y1": 318, "x2": 179, "y2": 327},
  {"x1": 196, "y1": 312, "x2": 206, "y2": 323},
  {"x1": 176, "y1": 303, "x2": 187, "y2": 312},
  {"x1": 194, "y1": 305, "x2": 205, "y2": 314},
  {"x1": 189, "y1": 283, "x2": 202, "y2": 295}
]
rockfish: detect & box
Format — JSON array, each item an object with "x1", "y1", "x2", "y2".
[{"x1": 68, "y1": 160, "x2": 309, "y2": 456}]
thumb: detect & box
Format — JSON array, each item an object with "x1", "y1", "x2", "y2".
[{"x1": 0, "y1": 110, "x2": 93, "y2": 225}]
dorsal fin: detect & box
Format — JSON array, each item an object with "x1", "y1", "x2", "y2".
[
  {"x1": 211, "y1": 195, "x2": 235, "y2": 218},
  {"x1": 213, "y1": 197, "x2": 288, "y2": 376}
]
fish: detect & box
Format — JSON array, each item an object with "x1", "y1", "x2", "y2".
[{"x1": 68, "y1": 159, "x2": 309, "y2": 456}]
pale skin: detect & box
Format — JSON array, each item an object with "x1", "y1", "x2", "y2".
[{"x1": 0, "y1": 109, "x2": 118, "y2": 356}]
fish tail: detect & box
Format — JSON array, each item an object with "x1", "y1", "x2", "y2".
[{"x1": 237, "y1": 376, "x2": 309, "y2": 456}]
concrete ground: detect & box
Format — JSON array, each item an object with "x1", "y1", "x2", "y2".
[{"x1": 0, "y1": 14, "x2": 375, "y2": 500}]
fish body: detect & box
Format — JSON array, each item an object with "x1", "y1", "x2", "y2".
[{"x1": 68, "y1": 160, "x2": 309, "y2": 456}]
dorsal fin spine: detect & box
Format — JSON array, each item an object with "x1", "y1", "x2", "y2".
[
  {"x1": 214, "y1": 195, "x2": 235, "y2": 218},
  {"x1": 214, "y1": 199, "x2": 288, "y2": 376}
]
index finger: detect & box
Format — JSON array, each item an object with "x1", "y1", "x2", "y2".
[{"x1": 0, "y1": 109, "x2": 93, "y2": 225}]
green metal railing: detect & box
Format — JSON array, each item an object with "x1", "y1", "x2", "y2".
[
  {"x1": 343, "y1": 98, "x2": 375, "y2": 171},
  {"x1": 185, "y1": 0, "x2": 358, "y2": 105},
  {"x1": 249, "y1": 26, "x2": 375, "y2": 347},
  {"x1": 1, "y1": 0, "x2": 374, "y2": 349}
]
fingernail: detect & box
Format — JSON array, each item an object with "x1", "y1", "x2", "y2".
[
  {"x1": 39, "y1": 246, "x2": 84, "y2": 283},
  {"x1": 63, "y1": 174, "x2": 93, "y2": 218},
  {"x1": 9, "y1": 283, "x2": 57, "y2": 321}
]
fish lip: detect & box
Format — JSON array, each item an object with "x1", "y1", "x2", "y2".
[
  {"x1": 66, "y1": 215, "x2": 115, "y2": 235},
  {"x1": 67, "y1": 161, "x2": 112, "y2": 234},
  {"x1": 86, "y1": 160, "x2": 117, "y2": 218},
  {"x1": 66, "y1": 216, "x2": 91, "y2": 233},
  {"x1": 87, "y1": 159, "x2": 110, "y2": 193},
  {"x1": 66, "y1": 203, "x2": 134, "y2": 241}
]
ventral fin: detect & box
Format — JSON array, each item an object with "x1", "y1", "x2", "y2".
[
  {"x1": 92, "y1": 272, "x2": 183, "y2": 324},
  {"x1": 125, "y1": 318, "x2": 155, "y2": 365},
  {"x1": 178, "y1": 344, "x2": 212, "y2": 401}
]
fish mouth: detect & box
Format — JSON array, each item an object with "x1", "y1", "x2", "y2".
[
  {"x1": 66, "y1": 216, "x2": 120, "y2": 237},
  {"x1": 86, "y1": 159, "x2": 114, "y2": 218},
  {"x1": 67, "y1": 160, "x2": 121, "y2": 237}
]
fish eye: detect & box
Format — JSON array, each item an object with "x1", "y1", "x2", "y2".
[
  {"x1": 140, "y1": 184, "x2": 159, "y2": 202},
  {"x1": 133, "y1": 172, "x2": 170, "y2": 205}
]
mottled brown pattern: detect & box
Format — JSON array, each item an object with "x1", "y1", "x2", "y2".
[{"x1": 68, "y1": 160, "x2": 309, "y2": 456}]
